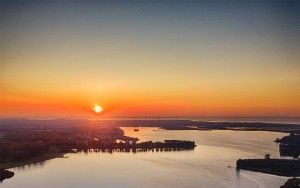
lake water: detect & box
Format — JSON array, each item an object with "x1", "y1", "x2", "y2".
[{"x1": 2, "y1": 128, "x2": 290, "y2": 188}]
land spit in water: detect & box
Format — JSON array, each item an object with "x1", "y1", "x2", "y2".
[
  {"x1": 0, "y1": 118, "x2": 299, "y2": 184},
  {"x1": 0, "y1": 119, "x2": 196, "y2": 175},
  {"x1": 236, "y1": 159, "x2": 300, "y2": 177},
  {"x1": 236, "y1": 133, "x2": 300, "y2": 187},
  {"x1": 237, "y1": 133, "x2": 300, "y2": 176},
  {"x1": 0, "y1": 169, "x2": 14, "y2": 182},
  {"x1": 275, "y1": 133, "x2": 300, "y2": 158},
  {"x1": 1, "y1": 140, "x2": 195, "y2": 171},
  {"x1": 280, "y1": 178, "x2": 300, "y2": 188}
]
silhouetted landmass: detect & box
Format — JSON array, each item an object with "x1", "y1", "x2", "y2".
[
  {"x1": 1, "y1": 119, "x2": 299, "y2": 133},
  {"x1": 0, "y1": 169, "x2": 14, "y2": 182},
  {"x1": 80, "y1": 119, "x2": 300, "y2": 132},
  {"x1": 275, "y1": 132, "x2": 300, "y2": 158},
  {"x1": 236, "y1": 159, "x2": 300, "y2": 176},
  {"x1": 71, "y1": 140, "x2": 195, "y2": 153},
  {"x1": 0, "y1": 122, "x2": 125, "y2": 168},
  {"x1": 237, "y1": 133, "x2": 300, "y2": 180},
  {"x1": 158, "y1": 121, "x2": 300, "y2": 133},
  {"x1": 0, "y1": 119, "x2": 196, "y2": 171},
  {"x1": 1, "y1": 118, "x2": 299, "y2": 182},
  {"x1": 281, "y1": 178, "x2": 300, "y2": 188},
  {"x1": 100, "y1": 119, "x2": 300, "y2": 132}
]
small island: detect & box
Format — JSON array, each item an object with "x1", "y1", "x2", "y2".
[{"x1": 0, "y1": 169, "x2": 14, "y2": 182}]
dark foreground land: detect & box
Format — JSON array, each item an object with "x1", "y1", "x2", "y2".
[
  {"x1": 236, "y1": 132, "x2": 300, "y2": 177},
  {"x1": 0, "y1": 169, "x2": 14, "y2": 182},
  {"x1": 237, "y1": 132, "x2": 300, "y2": 187},
  {"x1": 236, "y1": 159, "x2": 300, "y2": 177},
  {"x1": 280, "y1": 178, "x2": 300, "y2": 188},
  {"x1": 275, "y1": 133, "x2": 300, "y2": 158},
  {"x1": 0, "y1": 119, "x2": 196, "y2": 173},
  {"x1": 0, "y1": 118, "x2": 299, "y2": 183}
]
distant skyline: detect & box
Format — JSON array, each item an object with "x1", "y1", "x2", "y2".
[{"x1": 1, "y1": 0, "x2": 300, "y2": 118}]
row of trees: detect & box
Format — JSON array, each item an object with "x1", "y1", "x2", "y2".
[{"x1": 0, "y1": 140, "x2": 49, "y2": 162}]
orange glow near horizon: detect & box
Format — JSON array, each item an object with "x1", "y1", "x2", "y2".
[
  {"x1": 1, "y1": 1, "x2": 299, "y2": 119},
  {"x1": 0, "y1": 92, "x2": 299, "y2": 118}
]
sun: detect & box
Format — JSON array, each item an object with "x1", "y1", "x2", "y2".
[{"x1": 93, "y1": 105, "x2": 103, "y2": 113}]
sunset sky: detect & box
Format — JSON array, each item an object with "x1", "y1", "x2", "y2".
[{"x1": 1, "y1": 1, "x2": 300, "y2": 118}]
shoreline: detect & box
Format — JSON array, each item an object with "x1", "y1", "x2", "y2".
[
  {"x1": 1, "y1": 122, "x2": 298, "y2": 171},
  {"x1": 159, "y1": 127, "x2": 294, "y2": 133},
  {"x1": 0, "y1": 150, "x2": 65, "y2": 170},
  {"x1": 1, "y1": 140, "x2": 196, "y2": 170},
  {"x1": 236, "y1": 159, "x2": 300, "y2": 177},
  {"x1": 115, "y1": 120, "x2": 300, "y2": 133}
]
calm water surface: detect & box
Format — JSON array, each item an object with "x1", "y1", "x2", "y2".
[{"x1": 2, "y1": 128, "x2": 290, "y2": 188}]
